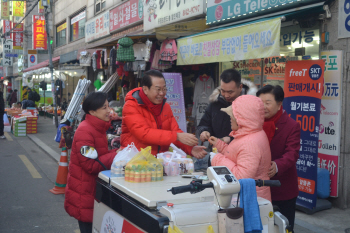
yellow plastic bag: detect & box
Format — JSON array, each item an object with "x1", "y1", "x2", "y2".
[
  {"x1": 125, "y1": 146, "x2": 163, "y2": 183},
  {"x1": 207, "y1": 225, "x2": 215, "y2": 233},
  {"x1": 168, "y1": 226, "x2": 184, "y2": 233}
]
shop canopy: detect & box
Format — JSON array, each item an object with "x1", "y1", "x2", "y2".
[
  {"x1": 23, "y1": 56, "x2": 60, "y2": 73},
  {"x1": 176, "y1": 17, "x2": 281, "y2": 65}
]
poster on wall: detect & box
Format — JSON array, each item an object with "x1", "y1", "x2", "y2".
[
  {"x1": 32, "y1": 15, "x2": 47, "y2": 50},
  {"x1": 318, "y1": 50, "x2": 343, "y2": 197},
  {"x1": 283, "y1": 60, "x2": 325, "y2": 210},
  {"x1": 163, "y1": 73, "x2": 187, "y2": 133}
]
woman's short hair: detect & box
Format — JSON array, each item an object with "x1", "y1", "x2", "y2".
[
  {"x1": 82, "y1": 92, "x2": 108, "y2": 117},
  {"x1": 256, "y1": 85, "x2": 284, "y2": 102}
]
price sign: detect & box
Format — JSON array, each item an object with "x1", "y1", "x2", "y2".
[{"x1": 283, "y1": 60, "x2": 325, "y2": 210}]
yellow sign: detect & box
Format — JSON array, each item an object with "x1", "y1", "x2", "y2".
[
  {"x1": 1, "y1": 0, "x2": 10, "y2": 20},
  {"x1": 177, "y1": 18, "x2": 281, "y2": 65},
  {"x1": 57, "y1": 22, "x2": 67, "y2": 32},
  {"x1": 38, "y1": 0, "x2": 50, "y2": 13},
  {"x1": 13, "y1": 1, "x2": 24, "y2": 17}
]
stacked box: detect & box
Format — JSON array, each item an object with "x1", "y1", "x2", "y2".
[
  {"x1": 12, "y1": 118, "x2": 27, "y2": 137},
  {"x1": 26, "y1": 116, "x2": 38, "y2": 134}
]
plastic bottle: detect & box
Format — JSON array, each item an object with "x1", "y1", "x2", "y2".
[{"x1": 146, "y1": 169, "x2": 152, "y2": 182}]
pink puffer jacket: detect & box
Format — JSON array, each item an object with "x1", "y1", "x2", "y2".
[{"x1": 212, "y1": 95, "x2": 272, "y2": 202}]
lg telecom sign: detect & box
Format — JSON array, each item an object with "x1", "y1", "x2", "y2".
[{"x1": 338, "y1": 0, "x2": 350, "y2": 38}]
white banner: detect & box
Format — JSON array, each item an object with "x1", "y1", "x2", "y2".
[
  {"x1": 143, "y1": 0, "x2": 205, "y2": 31},
  {"x1": 338, "y1": 0, "x2": 350, "y2": 38},
  {"x1": 2, "y1": 38, "x2": 13, "y2": 66},
  {"x1": 85, "y1": 11, "x2": 110, "y2": 43}
]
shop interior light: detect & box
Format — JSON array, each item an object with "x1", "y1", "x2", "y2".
[{"x1": 74, "y1": 72, "x2": 77, "y2": 74}]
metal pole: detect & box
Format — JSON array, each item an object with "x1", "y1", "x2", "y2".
[
  {"x1": 44, "y1": 3, "x2": 58, "y2": 128},
  {"x1": 44, "y1": 90, "x2": 46, "y2": 119}
]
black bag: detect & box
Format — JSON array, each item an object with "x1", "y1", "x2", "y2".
[{"x1": 33, "y1": 91, "x2": 41, "y2": 102}]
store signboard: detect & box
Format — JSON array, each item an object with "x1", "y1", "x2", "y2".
[
  {"x1": 283, "y1": 60, "x2": 325, "y2": 210},
  {"x1": 318, "y1": 50, "x2": 342, "y2": 197},
  {"x1": 2, "y1": 38, "x2": 13, "y2": 66},
  {"x1": 28, "y1": 50, "x2": 38, "y2": 67},
  {"x1": 143, "y1": 0, "x2": 205, "y2": 31},
  {"x1": 38, "y1": 0, "x2": 50, "y2": 13},
  {"x1": 1, "y1": 0, "x2": 10, "y2": 20},
  {"x1": 163, "y1": 73, "x2": 187, "y2": 133},
  {"x1": 177, "y1": 17, "x2": 280, "y2": 65},
  {"x1": 338, "y1": 0, "x2": 350, "y2": 38},
  {"x1": 207, "y1": 0, "x2": 324, "y2": 24},
  {"x1": 13, "y1": 1, "x2": 24, "y2": 17},
  {"x1": 85, "y1": 11, "x2": 110, "y2": 43},
  {"x1": 71, "y1": 11, "x2": 86, "y2": 25},
  {"x1": 109, "y1": 0, "x2": 143, "y2": 32},
  {"x1": 13, "y1": 23, "x2": 24, "y2": 50},
  {"x1": 3, "y1": 20, "x2": 11, "y2": 39},
  {"x1": 32, "y1": 15, "x2": 47, "y2": 50}
]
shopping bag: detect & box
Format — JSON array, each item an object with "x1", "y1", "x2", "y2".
[
  {"x1": 168, "y1": 226, "x2": 184, "y2": 233},
  {"x1": 3, "y1": 113, "x2": 9, "y2": 126},
  {"x1": 125, "y1": 146, "x2": 163, "y2": 182},
  {"x1": 207, "y1": 225, "x2": 215, "y2": 233},
  {"x1": 111, "y1": 143, "x2": 139, "y2": 177}
]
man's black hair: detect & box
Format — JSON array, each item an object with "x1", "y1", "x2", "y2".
[
  {"x1": 220, "y1": 69, "x2": 241, "y2": 86},
  {"x1": 256, "y1": 85, "x2": 284, "y2": 102},
  {"x1": 142, "y1": 70, "x2": 165, "y2": 89}
]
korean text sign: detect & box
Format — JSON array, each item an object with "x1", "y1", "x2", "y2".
[
  {"x1": 283, "y1": 60, "x2": 325, "y2": 210},
  {"x1": 177, "y1": 17, "x2": 280, "y2": 65},
  {"x1": 3, "y1": 20, "x2": 11, "y2": 39},
  {"x1": 12, "y1": 1, "x2": 24, "y2": 17},
  {"x1": 163, "y1": 73, "x2": 187, "y2": 133},
  {"x1": 338, "y1": 0, "x2": 350, "y2": 38},
  {"x1": 143, "y1": 0, "x2": 205, "y2": 31},
  {"x1": 1, "y1": 0, "x2": 10, "y2": 20},
  {"x1": 32, "y1": 15, "x2": 47, "y2": 50},
  {"x1": 2, "y1": 38, "x2": 13, "y2": 66},
  {"x1": 318, "y1": 51, "x2": 343, "y2": 197},
  {"x1": 85, "y1": 11, "x2": 110, "y2": 43},
  {"x1": 109, "y1": 0, "x2": 143, "y2": 32},
  {"x1": 13, "y1": 23, "x2": 23, "y2": 50}
]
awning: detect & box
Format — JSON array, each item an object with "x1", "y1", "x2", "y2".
[
  {"x1": 23, "y1": 56, "x2": 60, "y2": 72},
  {"x1": 176, "y1": 17, "x2": 281, "y2": 65}
]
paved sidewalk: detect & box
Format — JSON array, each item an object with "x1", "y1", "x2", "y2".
[{"x1": 27, "y1": 116, "x2": 350, "y2": 233}]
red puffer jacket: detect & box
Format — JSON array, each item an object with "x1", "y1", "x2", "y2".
[
  {"x1": 121, "y1": 87, "x2": 193, "y2": 156},
  {"x1": 64, "y1": 114, "x2": 116, "y2": 223}
]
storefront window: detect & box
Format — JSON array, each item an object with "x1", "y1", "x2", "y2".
[
  {"x1": 56, "y1": 22, "x2": 67, "y2": 47},
  {"x1": 70, "y1": 11, "x2": 86, "y2": 42},
  {"x1": 39, "y1": 84, "x2": 52, "y2": 97}
]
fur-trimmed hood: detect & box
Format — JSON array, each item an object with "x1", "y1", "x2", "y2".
[{"x1": 209, "y1": 78, "x2": 258, "y2": 103}]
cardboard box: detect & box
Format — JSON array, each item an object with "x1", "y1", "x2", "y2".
[
  {"x1": 13, "y1": 133, "x2": 26, "y2": 137},
  {"x1": 26, "y1": 116, "x2": 38, "y2": 121},
  {"x1": 13, "y1": 129, "x2": 26, "y2": 133},
  {"x1": 14, "y1": 122, "x2": 26, "y2": 127},
  {"x1": 26, "y1": 130, "x2": 37, "y2": 134},
  {"x1": 26, "y1": 127, "x2": 37, "y2": 131},
  {"x1": 13, "y1": 127, "x2": 27, "y2": 131},
  {"x1": 26, "y1": 123, "x2": 37, "y2": 127}
]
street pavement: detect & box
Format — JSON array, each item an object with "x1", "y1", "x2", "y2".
[
  {"x1": 3, "y1": 116, "x2": 349, "y2": 233},
  {"x1": 0, "y1": 119, "x2": 79, "y2": 232}
]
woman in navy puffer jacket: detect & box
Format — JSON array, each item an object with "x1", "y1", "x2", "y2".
[{"x1": 64, "y1": 92, "x2": 117, "y2": 233}]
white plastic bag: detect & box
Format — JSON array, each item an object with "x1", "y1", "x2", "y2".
[
  {"x1": 3, "y1": 113, "x2": 10, "y2": 126},
  {"x1": 111, "y1": 143, "x2": 139, "y2": 177}
]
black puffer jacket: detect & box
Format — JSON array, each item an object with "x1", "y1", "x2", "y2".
[{"x1": 196, "y1": 88, "x2": 232, "y2": 139}]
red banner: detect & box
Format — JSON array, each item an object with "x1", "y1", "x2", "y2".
[
  {"x1": 3, "y1": 20, "x2": 12, "y2": 39},
  {"x1": 109, "y1": 0, "x2": 143, "y2": 32},
  {"x1": 32, "y1": 15, "x2": 47, "y2": 50},
  {"x1": 72, "y1": 22, "x2": 79, "y2": 41},
  {"x1": 13, "y1": 23, "x2": 23, "y2": 50}
]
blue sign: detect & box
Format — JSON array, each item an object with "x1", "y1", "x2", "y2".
[
  {"x1": 30, "y1": 55, "x2": 36, "y2": 63},
  {"x1": 206, "y1": 0, "x2": 324, "y2": 24},
  {"x1": 5, "y1": 54, "x2": 18, "y2": 57}
]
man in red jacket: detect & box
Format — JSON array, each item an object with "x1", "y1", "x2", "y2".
[{"x1": 121, "y1": 70, "x2": 207, "y2": 158}]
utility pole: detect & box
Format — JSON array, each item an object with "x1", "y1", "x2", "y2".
[{"x1": 42, "y1": 0, "x2": 58, "y2": 128}]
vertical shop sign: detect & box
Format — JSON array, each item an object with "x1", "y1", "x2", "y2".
[
  {"x1": 85, "y1": 11, "x2": 110, "y2": 43},
  {"x1": 72, "y1": 22, "x2": 79, "y2": 41},
  {"x1": 338, "y1": 0, "x2": 350, "y2": 38},
  {"x1": 1, "y1": 0, "x2": 10, "y2": 20},
  {"x1": 2, "y1": 38, "x2": 13, "y2": 66},
  {"x1": 109, "y1": 0, "x2": 143, "y2": 32},
  {"x1": 143, "y1": 0, "x2": 204, "y2": 31},
  {"x1": 318, "y1": 51, "x2": 343, "y2": 197},
  {"x1": 32, "y1": 15, "x2": 47, "y2": 50},
  {"x1": 283, "y1": 60, "x2": 325, "y2": 210},
  {"x1": 13, "y1": 23, "x2": 24, "y2": 50},
  {"x1": 13, "y1": 1, "x2": 24, "y2": 17},
  {"x1": 71, "y1": 11, "x2": 85, "y2": 41},
  {"x1": 163, "y1": 73, "x2": 187, "y2": 133},
  {"x1": 3, "y1": 20, "x2": 11, "y2": 39}
]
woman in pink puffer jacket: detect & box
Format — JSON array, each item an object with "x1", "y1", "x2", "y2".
[{"x1": 209, "y1": 95, "x2": 272, "y2": 201}]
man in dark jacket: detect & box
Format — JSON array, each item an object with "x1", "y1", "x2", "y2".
[
  {"x1": 9, "y1": 89, "x2": 18, "y2": 107},
  {"x1": 197, "y1": 69, "x2": 242, "y2": 144},
  {"x1": 0, "y1": 91, "x2": 5, "y2": 139}
]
